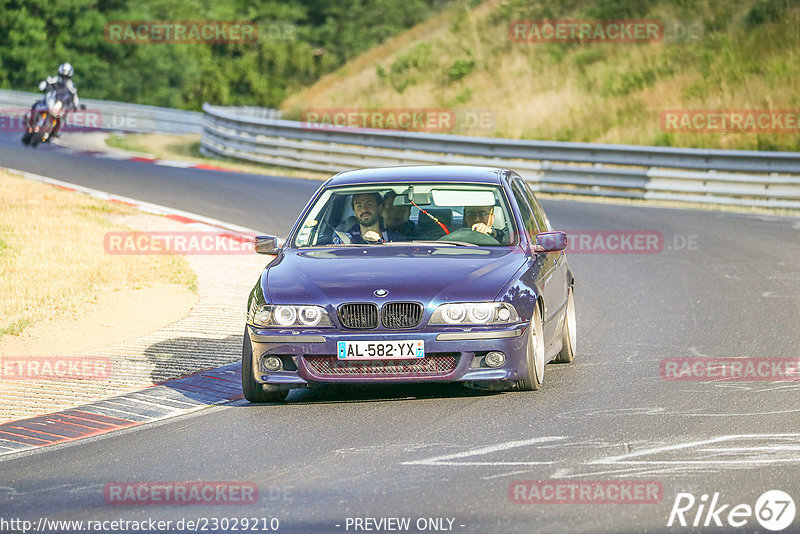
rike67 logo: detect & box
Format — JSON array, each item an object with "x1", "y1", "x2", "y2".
[{"x1": 668, "y1": 490, "x2": 796, "y2": 531}]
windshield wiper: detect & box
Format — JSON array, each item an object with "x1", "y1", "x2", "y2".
[{"x1": 408, "y1": 240, "x2": 475, "y2": 247}]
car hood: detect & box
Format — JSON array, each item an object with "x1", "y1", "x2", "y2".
[{"x1": 263, "y1": 246, "x2": 526, "y2": 305}]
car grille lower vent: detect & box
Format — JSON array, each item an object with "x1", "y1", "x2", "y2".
[
  {"x1": 305, "y1": 355, "x2": 458, "y2": 376},
  {"x1": 382, "y1": 302, "x2": 423, "y2": 329},
  {"x1": 338, "y1": 303, "x2": 379, "y2": 329}
]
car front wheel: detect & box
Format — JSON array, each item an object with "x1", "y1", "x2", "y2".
[
  {"x1": 517, "y1": 302, "x2": 545, "y2": 391},
  {"x1": 242, "y1": 328, "x2": 288, "y2": 403}
]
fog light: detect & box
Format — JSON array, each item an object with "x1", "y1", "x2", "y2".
[
  {"x1": 262, "y1": 356, "x2": 283, "y2": 371},
  {"x1": 485, "y1": 351, "x2": 506, "y2": 368}
]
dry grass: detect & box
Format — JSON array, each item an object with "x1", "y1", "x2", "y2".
[
  {"x1": 0, "y1": 170, "x2": 196, "y2": 337},
  {"x1": 282, "y1": 0, "x2": 800, "y2": 151}
]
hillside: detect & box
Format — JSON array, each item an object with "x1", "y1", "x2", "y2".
[{"x1": 282, "y1": 0, "x2": 800, "y2": 151}]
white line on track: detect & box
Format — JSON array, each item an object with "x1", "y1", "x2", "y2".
[
  {"x1": 402, "y1": 436, "x2": 567, "y2": 466},
  {"x1": 589, "y1": 433, "x2": 800, "y2": 466}
]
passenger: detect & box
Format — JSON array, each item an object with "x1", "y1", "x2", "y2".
[
  {"x1": 463, "y1": 205, "x2": 505, "y2": 243},
  {"x1": 382, "y1": 191, "x2": 417, "y2": 239},
  {"x1": 334, "y1": 192, "x2": 405, "y2": 244}
]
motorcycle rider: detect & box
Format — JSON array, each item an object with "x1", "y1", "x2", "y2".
[{"x1": 31, "y1": 63, "x2": 81, "y2": 138}]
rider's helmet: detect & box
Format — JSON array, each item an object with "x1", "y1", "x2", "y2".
[{"x1": 58, "y1": 63, "x2": 74, "y2": 78}]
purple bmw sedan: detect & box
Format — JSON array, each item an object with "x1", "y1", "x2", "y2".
[{"x1": 243, "y1": 165, "x2": 576, "y2": 402}]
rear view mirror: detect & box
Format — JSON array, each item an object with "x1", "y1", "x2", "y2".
[
  {"x1": 409, "y1": 191, "x2": 431, "y2": 205},
  {"x1": 534, "y1": 231, "x2": 567, "y2": 253},
  {"x1": 254, "y1": 235, "x2": 280, "y2": 255},
  {"x1": 392, "y1": 193, "x2": 412, "y2": 206}
]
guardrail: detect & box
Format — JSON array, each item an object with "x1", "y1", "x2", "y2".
[
  {"x1": 0, "y1": 89, "x2": 202, "y2": 134},
  {"x1": 201, "y1": 103, "x2": 800, "y2": 209}
]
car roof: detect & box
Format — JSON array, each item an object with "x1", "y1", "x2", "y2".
[{"x1": 325, "y1": 165, "x2": 510, "y2": 187}]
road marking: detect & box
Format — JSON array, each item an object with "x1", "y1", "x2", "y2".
[
  {"x1": 482, "y1": 469, "x2": 538, "y2": 480},
  {"x1": 553, "y1": 465, "x2": 707, "y2": 479},
  {"x1": 589, "y1": 433, "x2": 800, "y2": 467},
  {"x1": 402, "y1": 436, "x2": 566, "y2": 466}
]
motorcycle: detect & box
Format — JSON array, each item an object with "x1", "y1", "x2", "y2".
[{"x1": 21, "y1": 89, "x2": 85, "y2": 147}]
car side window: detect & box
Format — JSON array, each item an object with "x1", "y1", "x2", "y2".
[
  {"x1": 510, "y1": 180, "x2": 540, "y2": 241},
  {"x1": 522, "y1": 181, "x2": 551, "y2": 231}
]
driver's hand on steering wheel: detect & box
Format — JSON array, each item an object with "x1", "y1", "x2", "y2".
[{"x1": 471, "y1": 222, "x2": 494, "y2": 236}]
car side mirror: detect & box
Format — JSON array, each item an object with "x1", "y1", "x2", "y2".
[
  {"x1": 254, "y1": 235, "x2": 280, "y2": 255},
  {"x1": 533, "y1": 231, "x2": 567, "y2": 253}
]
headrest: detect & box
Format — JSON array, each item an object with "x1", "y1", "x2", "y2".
[{"x1": 417, "y1": 208, "x2": 453, "y2": 229}]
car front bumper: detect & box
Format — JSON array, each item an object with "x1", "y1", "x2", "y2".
[{"x1": 246, "y1": 323, "x2": 530, "y2": 387}]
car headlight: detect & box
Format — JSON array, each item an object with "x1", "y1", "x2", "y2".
[
  {"x1": 430, "y1": 302, "x2": 519, "y2": 325},
  {"x1": 248, "y1": 304, "x2": 332, "y2": 327}
]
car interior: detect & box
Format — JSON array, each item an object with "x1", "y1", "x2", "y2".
[{"x1": 295, "y1": 184, "x2": 513, "y2": 247}]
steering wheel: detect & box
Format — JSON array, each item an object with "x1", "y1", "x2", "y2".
[{"x1": 437, "y1": 227, "x2": 500, "y2": 246}]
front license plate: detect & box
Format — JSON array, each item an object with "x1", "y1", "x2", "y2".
[{"x1": 337, "y1": 340, "x2": 424, "y2": 360}]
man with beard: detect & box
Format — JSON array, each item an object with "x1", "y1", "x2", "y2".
[{"x1": 334, "y1": 192, "x2": 406, "y2": 244}]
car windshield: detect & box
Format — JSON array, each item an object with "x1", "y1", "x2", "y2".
[{"x1": 292, "y1": 182, "x2": 516, "y2": 247}]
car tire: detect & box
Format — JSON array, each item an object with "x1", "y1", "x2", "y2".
[
  {"x1": 242, "y1": 328, "x2": 288, "y2": 403},
  {"x1": 518, "y1": 301, "x2": 545, "y2": 391},
  {"x1": 554, "y1": 287, "x2": 576, "y2": 363}
]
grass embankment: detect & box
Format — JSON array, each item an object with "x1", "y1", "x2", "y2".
[
  {"x1": 283, "y1": 0, "x2": 800, "y2": 151},
  {"x1": 106, "y1": 133, "x2": 204, "y2": 161},
  {"x1": 0, "y1": 170, "x2": 196, "y2": 337}
]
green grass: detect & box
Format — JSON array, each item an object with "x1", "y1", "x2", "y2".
[
  {"x1": 105, "y1": 133, "x2": 140, "y2": 153},
  {"x1": 1, "y1": 318, "x2": 31, "y2": 337},
  {"x1": 283, "y1": 0, "x2": 800, "y2": 151}
]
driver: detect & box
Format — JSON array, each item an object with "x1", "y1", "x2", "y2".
[{"x1": 463, "y1": 205, "x2": 505, "y2": 243}]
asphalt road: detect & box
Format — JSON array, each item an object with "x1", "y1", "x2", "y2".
[{"x1": 1, "y1": 131, "x2": 799, "y2": 534}]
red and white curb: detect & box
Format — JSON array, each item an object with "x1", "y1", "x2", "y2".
[
  {"x1": 0, "y1": 364, "x2": 246, "y2": 456},
  {"x1": 0, "y1": 166, "x2": 285, "y2": 457}
]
